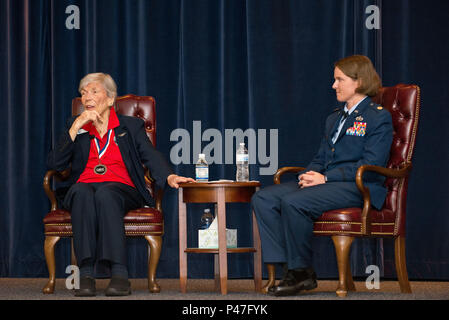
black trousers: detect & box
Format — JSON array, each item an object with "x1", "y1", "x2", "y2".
[{"x1": 64, "y1": 182, "x2": 144, "y2": 266}]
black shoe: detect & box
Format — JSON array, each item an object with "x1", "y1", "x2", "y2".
[
  {"x1": 269, "y1": 267, "x2": 317, "y2": 297},
  {"x1": 267, "y1": 263, "x2": 290, "y2": 294},
  {"x1": 105, "y1": 276, "x2": 132, "y2": 296},
  {"x1": 74, "y1": 276, "x2": 96, "y2": 297}
]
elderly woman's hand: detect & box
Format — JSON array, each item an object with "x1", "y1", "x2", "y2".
[
  {"x1": 68, "y1": 110, "x2": 104, "y2": 141},
  {"x1": 167, "y1": 174, "x2": 195, "y2": 189}
]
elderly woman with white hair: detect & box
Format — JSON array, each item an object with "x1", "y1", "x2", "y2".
[{"x1": 48, "y1": 73, "x2": 194, "y2": 297}]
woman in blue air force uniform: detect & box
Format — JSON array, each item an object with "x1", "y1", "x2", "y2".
[{"x1": 251, "y1": 55, "x2": 393, "y2": 297}]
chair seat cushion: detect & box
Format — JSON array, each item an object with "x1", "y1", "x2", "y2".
[
  {"x1": 43, "y1": 210, "x2": 73, "y2": 236},
  {"x1": 43, "y1": 209, "x2": 72, "y2": 224},
  {"x1": 124, "y1": 208, "x2": 164, "y2": 236},
  {"x1": 124, "y1": 208, "x2": 162, "y2": 223},
  {"x1": 313, "y1": 207, "x2": 396, "y2": 236},
  {"x1": 43, "y1": 207, "x2": 163, "y2": 236}
]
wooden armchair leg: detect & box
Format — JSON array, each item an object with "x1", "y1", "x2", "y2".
[
  {"x1": 261, "y1": 263, "x2": 276, "y2": 294},
  {"x1": 332, "y1": 235, "x2": 354, "y2": 297},
  {"x1": 70, "y1": 238, "x2": 77, "y2": 266},
  {"x1": 42, "y1": 236, "x2": 60, "y2": 294},
  {"x1": 346, "y1": 261, "x2": 356, "y2": 292},
  {"x1": 395, "y1": 235, "x2": 412, "y2": 293},
  {"x1": 145, "y1": 235, "x2": 162, "y2": 293}
]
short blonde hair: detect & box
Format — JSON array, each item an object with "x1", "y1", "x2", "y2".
[
  {"x1": 334, "y1": 55, "x2": 381, "y2": 97},
  {"x1": 78, "y1": 72, "x2": 117, "y2": 101}
]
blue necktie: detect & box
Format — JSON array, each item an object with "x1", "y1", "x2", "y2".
[
  {"x1": 332, "y1": 111, "x2": 349, "y2": 144},
  {"x1": 340, "y1": 111, "x2": 349, "y2": 123}
]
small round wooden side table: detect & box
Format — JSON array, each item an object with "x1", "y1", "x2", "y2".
[{"x1": 178, "y1": 181, "x2": 262, "y2": 295}]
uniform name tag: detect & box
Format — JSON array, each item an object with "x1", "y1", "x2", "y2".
[{"x1": 346, "y1": 122, "x2": 366, "y2": 136}]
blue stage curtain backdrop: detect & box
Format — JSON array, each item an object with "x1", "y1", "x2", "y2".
[{"x1": 1, "y1": 0, "x2": 448, "y2": 280}]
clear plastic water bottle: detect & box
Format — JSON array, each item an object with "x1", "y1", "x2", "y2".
[
  {"x1": 199, "y1": 208, "x2": 214, "y2": 229},
  {"x1": 236, "y1": 142, "x2": 249, "y2": 182},
  {"x1": 196, "y1": 153, "x2": 209, "y2": 182}
]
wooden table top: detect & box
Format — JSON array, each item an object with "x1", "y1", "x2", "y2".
[{"x1": 179, "y1": 181, "x2": 261, "y2": 188}]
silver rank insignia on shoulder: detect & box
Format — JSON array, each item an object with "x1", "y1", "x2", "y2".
[{"x1": 355, "y1": 116, "x2": 364, "y2": 121}]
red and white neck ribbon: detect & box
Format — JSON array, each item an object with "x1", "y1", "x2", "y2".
[{"x1": 94, "y1": 129, "x2": 113, "y2": 159}]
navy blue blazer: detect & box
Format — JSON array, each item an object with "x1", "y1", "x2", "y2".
[
  {"x1": 47, "y1": 114, "x2": 173, "y2": 207},
  {"x1": 304, "y1": 97, "x2": 393, "y2": 209}
]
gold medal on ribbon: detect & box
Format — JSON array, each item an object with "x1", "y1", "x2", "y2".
[
  {"x1": 93, "y1": 130, "x2": 112, "y2": 175},
  {"x1": 94, "y1": 164, "x2": 107, "y2": 175}
]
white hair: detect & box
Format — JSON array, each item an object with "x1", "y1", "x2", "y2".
[{"x1": 78, "y1": 72, "x2": 117, "y2": 101}]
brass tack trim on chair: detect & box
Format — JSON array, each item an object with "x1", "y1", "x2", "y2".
[
  {"x1": 125, "y1": 223, "x2": 164, "y2": 233},
  {"x1": 124, "y1": 223, "x2": 163, "y2": 226},
  {"x1": 125, "y1": 231, "x2": 163, "y2": 236},
  {"x1": 371, "y1": 232, "x2": 394, "y2": 235},
  {"x1": 314, "y1": 221, "x2": 361, "y2": 225},
  {"x1": 313, "y1": 230, "x2": 362, "y2": 235},
  {"x1": 394, "y1": 178, "x2": 405, "y2": 235},
  {"x1": 44, "y1": 232, "x2": 73, "y2": 236},
  {"x1": 406, "y1": 85, "x2": 420, "y2": 162},
  {"x1": 315, "y1": 222, "x2": 395, "y2": 226}
]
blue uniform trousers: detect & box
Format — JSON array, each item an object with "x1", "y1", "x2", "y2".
[{"x1": 251, "y1": 181, "x2": 363, "y2": 270}]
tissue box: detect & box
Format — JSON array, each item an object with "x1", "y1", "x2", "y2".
[{"x1": 198, "y1": 228, "x2": 237, "y2": 249}]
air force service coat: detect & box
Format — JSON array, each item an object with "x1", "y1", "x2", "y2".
[{"x1": 304, "y1": 97, "x2": 393, "y2": 210}]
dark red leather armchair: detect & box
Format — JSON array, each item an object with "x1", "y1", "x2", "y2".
[
  {"x1": 262, "y1": 84, "x2": 421, "y2": 297},
  {"x1": 42, "y1": 94, "x2": 164, "y2": 294}
]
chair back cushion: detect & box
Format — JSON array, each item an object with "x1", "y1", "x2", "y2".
[{"x1": 371, "y1": 84, "x2": 420, "y2": 235}]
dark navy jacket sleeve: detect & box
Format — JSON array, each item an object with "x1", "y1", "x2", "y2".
[
  {"x1": 47, "y1": 117, "x2": 76, "y2": 171},
  {"x1": 132, "y1": 119, "x2": 174, "y2": 190},
  {"x1": 304, "y1": 135, "x2": 326, "y2": 173}
]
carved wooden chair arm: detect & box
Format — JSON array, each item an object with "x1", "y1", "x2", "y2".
[
  {"x1": 356, "y1": 162, "x2": 413, "y2": 235},
  {"x1": 144, "y1": 168, "x2": 164, "y2": 212},
  {"x1": 43, "y1": 168, "x2": 71, "y2": 211},
  {"x1": 273, "y1": 166, "x2": 306, "y2": 184},
  {"x1": 153, "y1": 189, "x2": 164, "y2": 212},
  {"x1": 273, "y1": 163, "x2": 412, "y2": 235}
]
